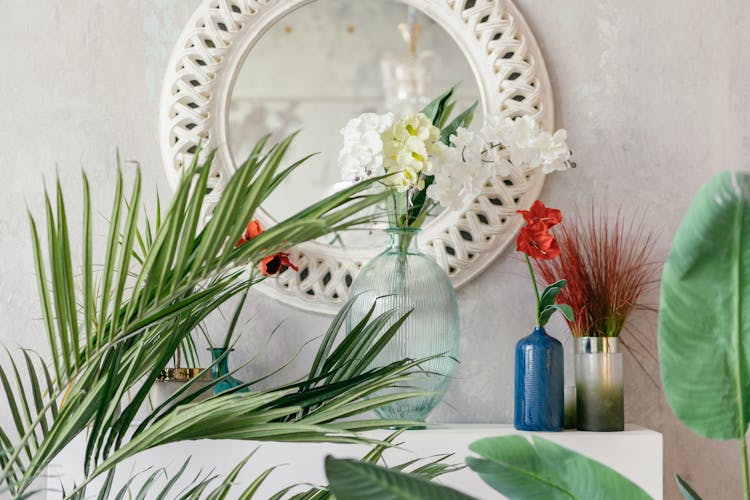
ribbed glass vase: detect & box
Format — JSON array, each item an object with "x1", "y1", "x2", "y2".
[{"x1": 348, "y1": 227, "x2": 460, "y2": 422}]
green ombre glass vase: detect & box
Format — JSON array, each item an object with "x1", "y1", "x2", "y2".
[
  {"x1": 575, "y1": 337, "x2": 624, "y2": 431},
  {"x1": 347, "y1": 227, "x2": 460, "y2": 422}
]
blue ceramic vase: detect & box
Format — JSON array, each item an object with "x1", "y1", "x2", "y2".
[
  {"x1": 514, "y1": 326, "x2": 564, "y2": 431},
  {"x1": 209, "y1": 348, "x2": 249, "y2": 395}
]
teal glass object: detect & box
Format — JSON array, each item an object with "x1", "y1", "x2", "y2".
[
  {"x1": 514, "y1": 326, "x2": 564, "y2": 431},
  {"x1": 209, "y1": 348, "x2": 249, "y2": 395},
  {"x1": 348, "y1": 228, "x2": 460, "y2": 422}
]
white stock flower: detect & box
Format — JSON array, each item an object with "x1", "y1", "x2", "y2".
[
  {"x1": 481, "y1": 115, "x2": 515, "y2": 146},
  {"x1": 451, "y1": 128, "x2": 485, "y2": 166},
  {"x1": 488, "y1": 115, "x2": 572, "y2": 173},
  {"x1": 492, "y1": 152, "x2": 513, "y2": 177},
  {"x1": 338, "y1": 112, "x2": 394, "y2": 182},
  {"x1": 538, "y1": 129, "x2": 571, "y2": 174},
  {"x1": 427, "y1": 138, "x2": 492, "y2": 210},
  {"x1": 381, "y1": 113, "x2": 441, "y2": 191},
  {"x1": 339, "y1": 109, "x2": 571, "y2": 208},
  {"x1": 507, "y1": 115, "x2": 543, "y2": 168},
  {"x1": 391, "y1": 113, "x2": 439, "y2": 143},
  {"x1": 427, "y1": 178, "x2": 464, "y2": 211}
]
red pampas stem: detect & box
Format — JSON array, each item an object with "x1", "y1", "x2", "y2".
[{"x1": 533, "y1": 208, "x2": 658, "y2": 338}]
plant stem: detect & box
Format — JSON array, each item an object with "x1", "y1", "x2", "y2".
[
  {"x1": 742, "y1": 429, "x2": 749, "y2": 500},
  {"x1": 388, "y1": 192, "x2": 399, "y2": 229},
  {"x1": 525, "y1": 254, "x2": 541, "y2": 325},
  {"x1": 409, "y1": 198, "x2": 433, "y2": 231}
]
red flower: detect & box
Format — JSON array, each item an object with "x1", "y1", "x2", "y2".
[
  {"x1": 517, "y1": 200, "x2": 562, "y2": 229},
  {"x1": 236, "y1": 219, "x2": 299, "y2": 276},
  {"x1": 236, "y1": 219, "x2": 264, "y2": 247},
  {"x1": 244, "y1": 219, "x2": 263, "y2": 239},
  {"x1": 259, "y1": 253, "x2": 299, "y2": 276},
  {"x1": 516, "y1": 220, "x2": 561, "y2": 260}
]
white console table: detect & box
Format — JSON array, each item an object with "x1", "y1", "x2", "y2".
[{"x1": 46, "y1": 424, "x2": 662, "y2": 499}]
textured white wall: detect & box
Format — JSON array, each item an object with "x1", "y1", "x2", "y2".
[{"x1": 0, "y1": 1, "x2": 748, "y2": 499}]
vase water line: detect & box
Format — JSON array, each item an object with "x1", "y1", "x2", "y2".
[
  {"x1": 514, "y1": 326, "x2": 564, "y2": 431},
  {"x1": 575, "y1": 337, "x2": 624, "y2": 431},
  {"x1": 347, "y1": 227, "x2": 460, "y2": 422},
  {"x1": 209, "y1": 348, "x2": 249, "y2": 395}
]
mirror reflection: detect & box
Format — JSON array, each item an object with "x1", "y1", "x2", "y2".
[{"x1": 228, "y1": 0, "x2": 482, "y2": 247}]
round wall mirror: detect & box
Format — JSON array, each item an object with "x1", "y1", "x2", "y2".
[
  {"x1": 227, "y1": 0, "x2": 481, "y2": 251},
  {"x1": 161, "y1": 0, "x2": 554, "y2": 313}
]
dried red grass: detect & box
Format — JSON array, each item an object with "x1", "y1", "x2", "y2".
[{"x1": 534, "y1": 208, "x2": 658, "y2": 338}]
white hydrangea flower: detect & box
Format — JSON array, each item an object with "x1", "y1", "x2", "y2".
[{"x1": 338, "y1": 112, "x2": 394, "y2": 182}]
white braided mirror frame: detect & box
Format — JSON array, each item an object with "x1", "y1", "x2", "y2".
[{"x1": 160, "y1": 0, "x2": 554, "y2": 314}]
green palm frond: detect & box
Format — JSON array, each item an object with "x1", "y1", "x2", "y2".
[
  {"x1": 70, "y1": 430, "x2": 463, "y2": 500},
  {"x1": 0, "y1": 134, "x2": 412, "y2": 497},
  {"x1": 69, "y1": 452, "x2": 275, "y2": 500}
]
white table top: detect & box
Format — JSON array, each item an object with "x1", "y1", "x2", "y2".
[{"x1": 46, "y1": 424, "x2": 663, "y2": 499}]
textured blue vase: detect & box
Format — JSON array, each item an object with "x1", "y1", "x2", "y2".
[
  {"x1": 348, "y1": 228, "x2": 459, "y2": 422},
  {"x1": 514, "y1": 326, "x2": 564, "y2": 431},
  {"x1": 209, "y1": 348, "x2": 249, "y2": 395}
]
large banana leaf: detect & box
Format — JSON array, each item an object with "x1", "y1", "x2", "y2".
[
  {"x1": 466, "y1": 435, "x2": 650, "y2": 500},
  {"x1": 676, "y1": 474, "x2": 703, "y2": 500},
  {"x1": 324, "y1": 456, "x2": 475, "y2": 500},
  {"x1": 658, "y1": 171, "x2": 750, "y2": 441},
  {"x1": 659, "y1": 170, "x2": 750, "y2": 498}
]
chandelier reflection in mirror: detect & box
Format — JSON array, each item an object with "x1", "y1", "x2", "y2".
[{"x1": 381, "y1": 7, "x2": 434, "y2": 116}]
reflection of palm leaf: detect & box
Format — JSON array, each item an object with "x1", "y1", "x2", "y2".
[{"x1": 0, "y1": 134, "x2": 425, "y2": 497}]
